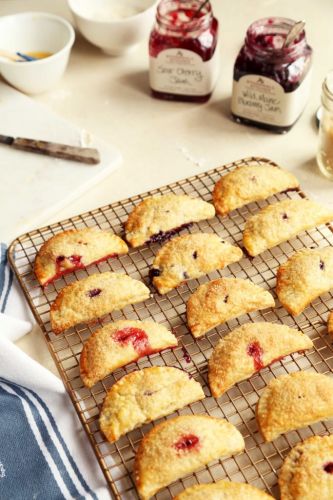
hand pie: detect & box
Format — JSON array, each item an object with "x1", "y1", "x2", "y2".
[
  {"x1": 187, "y1": 277, "x2": 275, "y2": 338},
  {"x1": 243, "y1": 199, "x2": 333, "y2": 257},
  {"x1": 99, "y1": 367, "x2": 204, "y2": 442},
  {"x1": 50, "y1": 272, "x2": 150, "y2": 334},
  {"x1": 209, "y1": 322, "x2": 313, "y2": 397},
  {"x1": 34, "y1": 228, "x2": 128, "y2": 287},
  {"x1": 277, "y1": 247, "x2": 333, "y2": 316},
  {"x1": 124, "y1": 194, "x2": 215, "y2": 247},
  {"x1": 150, "y1": 233, "x2": 243, "y2": 294},
  {"x1": 213, "y1": 163, "x2": 299, "y2": 217},
  {"x1": 174, "y1": 479, "x2": 274, "y2": 499},
  {"x1": 134, "y1": 415, "x2": 245, "y2": 500},
  {"x1": 256, "y1": 371, "x2": 333, "y2": 442},
  {"x1": 328, "y1": 312, "x2": 333, "y2": 337},
  {"x1": 279, "y1": 435, "x2": 333, "y2": 500},
  {"x1": 80, "y1": 320, "x2": 177, "y2": 387}
]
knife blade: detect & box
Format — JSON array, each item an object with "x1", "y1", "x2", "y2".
[{"x1": 0, "y1": 134, "x2": 100, "y2": 165}]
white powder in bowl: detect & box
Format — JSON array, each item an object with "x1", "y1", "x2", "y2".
[{"x1": 77, "y1": 1, "x2": 152, "y2": 21}]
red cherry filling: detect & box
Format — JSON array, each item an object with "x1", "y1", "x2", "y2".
[
  {"x1": 182, "y1": 346, "x2": 192, "y2": 364},
  {"x1": 43, "y1": 253, "x2": 118, "y2": 287},
  {"x1": 113, "y1": 327, "x2": 150, "y2": 355},
  {"x1": 323, "y1": 462, "x2": 333, "y2": 474},
  {"x1": 56, "y1": 254, "x2": 82, "y2": 272},
  {"x1": 174, "y1": 434, "x2": 200, "y2": 452},
  {"x1": 247, "y1": 341, "x2": 264, "y2": 371},
  {"x1": 87, "y1": 288, "x2": 102, "y2": 298}
]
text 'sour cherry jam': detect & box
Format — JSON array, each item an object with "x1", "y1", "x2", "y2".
[
  {"x1": 231, "y1": 17, "x2": 313, "y2": 133},
  {"x1": 149, "y1": 0, "x2": 219, "y2": 102}
]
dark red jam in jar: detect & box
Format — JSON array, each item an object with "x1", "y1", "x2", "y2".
[
  {"x1": 149, "y1": 0, "x2": 219, "y2": 102},
  {"x1": 231, "y1": 17, "x2": 313, "y2": 133}
]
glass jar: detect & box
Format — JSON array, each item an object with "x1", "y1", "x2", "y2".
[
  {"x1": 317, "y1": 71, "x2": 333, "y2": 180},
  {"x1": 149, "y1": 0, "x2": 219, "y2": 102},
  {"x1": 231, "y1": 17, "x2": 313, "y2": 133}
]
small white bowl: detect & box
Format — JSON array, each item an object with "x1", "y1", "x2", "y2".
[
  {"x1": 68, "y1": 0, "x2": 158, "y2": 56},
  {"x1": 0, "y1": 12, "x2": 75, "y2": 94}
]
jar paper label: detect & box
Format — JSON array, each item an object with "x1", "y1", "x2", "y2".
[
  {"x1": 231, "y1": 72, "x2": 312, "y2": 127},
  {"x1": 150, "y1": 48, "x2": 219, "y2": 96}
]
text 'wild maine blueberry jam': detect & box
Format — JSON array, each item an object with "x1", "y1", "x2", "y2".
[
  {"x1": 149, "y1": 0, "x2": 219, "y2": 102},
  {"x1": 231, "y1": 17, "x2": 313, "y2": 133}
]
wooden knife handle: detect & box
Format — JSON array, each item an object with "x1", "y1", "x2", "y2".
[{"x1": 13, "y1": 137, "x2": 100, "y2": 165}]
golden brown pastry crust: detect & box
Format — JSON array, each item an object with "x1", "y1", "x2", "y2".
[
  {"x1": 186, "y1": 278, "x2": 275, "y2": 338},
  {"x1": 80, "y1": 320, "x2": 178, "y2": 387},
  {"x1": 276, "y1": 247, "x2": 333, "y2": 316},
  {"x1": 124, "y1": 194, "x2": 215, "y2": 247},
  {"x1": 134, "y1": 415, "x2": 245, "y2": 500},
  {"x1": 174, "y1": 479, "x2": 274, "y2": 499},
  {"x1": 208, "y1": 322, "x2": 313, "y2": 397},
  {"x1": 256, "y1": 371, "x2": 333, "y2": 442},
  {"x1": 99, "y1": 367, "x2": 204, "y2": 442},
  {"x1": 50, "y1": 272, "x2": 150, "y2": 334},
  {"x1": 213, "y1": 163, "x2": 299, "y2": 217},
  {"x1": 34, "y1": 228, "x2": 128, "y2": 286},
  {"x1": 243, "y1": 199, "x2": 333, "y2": 257},
  {"x1": 279, "y1": 435, "x2": 333, "y2": 500},
  {"x1": 151, "y1": 233, "x2": 243, "y2": 294},
  {"x1": 328, "y1": 312, "x2": 333, "y2": 337}
]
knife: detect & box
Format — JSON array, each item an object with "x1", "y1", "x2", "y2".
[{"x1": 0, "y1": 134, "x2": 100, "y2": 165}]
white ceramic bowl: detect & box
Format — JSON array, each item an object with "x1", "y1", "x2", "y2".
[
  {"x1": 68, "y1": 0, "x2": 159, "y2": 56},
  {"x1": 0, "y1": 12, "x2": 75, "y2": 94}
]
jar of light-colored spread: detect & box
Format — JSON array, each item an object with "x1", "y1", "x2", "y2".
[{"x1": 317, "y1": 72, "x2": 333, "y2": 180}]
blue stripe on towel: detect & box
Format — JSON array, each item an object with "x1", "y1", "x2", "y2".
[
  {"x1": 0, "y1": 243, "x2": 14, "y2": 313},
  {"x1": 1, "y1": 377, "x2": 97, "y2": 500},
  {"x1": 1, "y1": 268, "x2": 13, "y2": 313},
  {"x1": 0, "y1": 378, "x2": 96, "y2": 499},
  {"x1": 0, "y1": 384, "x2": 66, "y2": 500},
  {"x1": 25, "y1": 384, "x2": 98, "y2": 500},
  {"x1": 0, "y1": 243, "x2": 7, "y2": 299}
]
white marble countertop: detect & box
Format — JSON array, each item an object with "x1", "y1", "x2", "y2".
[{"x1": 1, "y1": 0, "x2": 333, "y2": 374}]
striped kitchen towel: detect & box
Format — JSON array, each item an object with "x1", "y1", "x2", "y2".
[
  {"x1": 0, "y1": 242, "x2": 33, "y2": 341},
  {"x1": 0, "y1": 244, "x2": 110, "y2": 500}
]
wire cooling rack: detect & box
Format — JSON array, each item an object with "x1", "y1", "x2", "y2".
[{"x1": 8, "y1": 157, "x2": 333, "y2": 499}]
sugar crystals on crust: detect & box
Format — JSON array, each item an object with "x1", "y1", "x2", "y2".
[
  {"x1": 187, "y1": 277, "x2": 275, "y2": 338},
  {"x1": 256, "y1": 371, "x2": 333, "y2": 442},
  {"x1": 150, "y1": 233, "x2": 242, "y2": 294},
  {"x1": 243, "y1": 199, "x2": 333, "y2": 257},
  {"x1": 125, "y1": 194, "x2": 215, "y2": 247},
  {"x1": 50, "y1": 272, "x2": 150, "y2": 334},
  {"x1": 213, "y1": 163, "x2": 299, "y2": 217}
]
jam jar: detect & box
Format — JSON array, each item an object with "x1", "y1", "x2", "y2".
[
  {"x1": 149, "y1": 0, "x2": 219, "y2": 102},
  {"x1": 231, "y1": 17, "x2": 313, "y2": 133}
]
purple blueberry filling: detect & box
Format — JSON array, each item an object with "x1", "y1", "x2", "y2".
[
  {"x1": 149, "y1": 268, "x2": 161, "y2": 281},
  {"x1": 324, "y1": 462, "x2": 333, "y2": 474},
  {"x1": 320, "y1": 260, "x2": 325, "y2": 270},
  {"x1": 193, "y1": 251, "x2": 198, "y2": 259},
  {"x1": 224, "y1": 295, "x2": 229, "y2": 303},
  {"x1": 147, "y1": 222, "x2": 193, "y2": 245},
  {"x1": 282, "y1": 213, "x2": 288, "y2": 220},
  {"x1": 87, "y1": 288, "x2": 102, "y2": 298}
]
